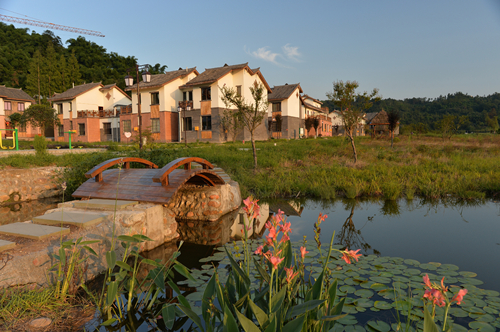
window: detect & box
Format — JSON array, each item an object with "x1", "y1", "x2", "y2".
[
  {"x1": 57, "y1": 104, "x2": 63, "y2": 114},
  {"x1": 103, "y1": 122, "x2": 112, "y2": 135},
  {"x1": 123, "y1": 120, "x2": 131, "y2": 133},
  {"x1": 69, "y1": 102, "x2": 72, "y2": 111},
  {"x1": 201, "y1": 87, "x2": 211, "y2": 101},
  {"x1": 19, "y1": 123, "x2": 26, "y2": 133},
  {"x1": 151, "y1": 92, "x2": 159, "y2": 105},
  {"x1": 4, "y1": 101, "x2": 11, "y2": 111},
  {"x1": 78, "y1": 123, "x2": 85, "y2": 136},
  {"x1": 236, "y1": 86, "x2": 242, "y2": 96},
  {"x1": 272, "y1": 103, "x2": 281, "y2": 112},
  {"x1": 58, "y1": 125, "x2": 64, "y2": 137},
  {"x1": 202, "y1": 116, "x2": 212, "y2": 131},
  {"x1": 183, "y1": 117, "x2": 192, "y2": 131},
  {"x1": 17, "y1": 103, "x2": 25, "y2": 111},
  {"x1": 70, "y1": 121, "x2": 73, "y2": 130},
  {"x1": 151, "y1": 118, "x2": 160, "y2": 133},
  {"x1": 182, "y1": 91, "x2": 193, "y2": 101}
]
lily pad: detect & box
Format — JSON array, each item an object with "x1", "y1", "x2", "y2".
[
  {"x1": 344, "y1": 325, "x2": 366, "y2": 332},
  {"x1": 476, "y1": 314, "x2": 496, "y2": 323},
  {"x1": 404, "y1": 259, "x2": 420, "y2": 266},
  {"x1": 366, "y1": 320, "x2": 390, "y2": 332},
  {"x1": 338, "y1": 315, "x2": 358, "y2": 325},
  {"x1": 459, "y1": 271, "x2": 477, "y2": 278},
  {"x1": 440, "y1": 263, "x2": 459, "y2": 270},
  {"x1": 404, "y1": 268, "x2": 421, "y2": 276},
  {"x1": 469, "y1": 321, "x2": 495, "y2": 332},
  {"x1": 370, "y1": 276, "x2": 391, "y2": 283},
  {"x1": 370, "y1": 283, "x2": 388, "y2": 291},
  {"x1": 355, "y1": 289, "x2": 374, "y2": 298},
  {"x1": 419, "y1": 263, "x2": 437, "y2": 270},
  {"x1": 374, "y1": 301, "x2": 392, "y2": 310},
  {"x1": 449, "y1": 307, "x2": 468, "y2": 318},
  {"x1": 340, "y1": 285, "x2": 356, "y2": 293}
]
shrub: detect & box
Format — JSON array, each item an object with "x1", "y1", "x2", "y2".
[{"x1": 33, "y1": 135, "x2": 47, "y2": 155}]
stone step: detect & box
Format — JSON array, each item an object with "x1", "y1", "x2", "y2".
[
  {"x1": 33, "y1": 211, "x2": 108, "y2": 228},
  {"x1": 0, "y1": 222, "x2": 70, "y2": 240},
  {"x1": 72, "y1": 199, "x2": 138, "y2": 210},
  {"x1": 0, "y1": 239, "x2": 15, "y2": 252}
]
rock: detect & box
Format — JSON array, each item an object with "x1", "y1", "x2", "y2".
[{"x1": 209, "y1": 194, "x2": 219, "y2": 200}]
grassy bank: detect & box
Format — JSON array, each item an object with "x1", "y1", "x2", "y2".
[{"x1": 1, "y1": 135, "x2": 499, "y2": 200}]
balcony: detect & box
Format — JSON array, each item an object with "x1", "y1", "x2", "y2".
[
  {"x1": 77, "y1": 109, "x2": 117, "y2": 118},
  {"x1": 178, "y1": 101, "x2": 193, "y2": 109}
]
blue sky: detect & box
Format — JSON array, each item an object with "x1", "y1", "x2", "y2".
[{"x1": 2, "y1": 0, "x2": 500, "y2": 100}]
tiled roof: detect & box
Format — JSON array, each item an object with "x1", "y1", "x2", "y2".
[
  {"x1": 49, "y1": 82, "x2": 102, "y2": 102},
  {"x1": 366, "y1": 110, "x2": 388, "y2": 124},
  {"x1": 180, "y1": 63, "x2": 248, "y2": 88},
  {"x1": 268, "y1": 83, "x2": 302, "y2": 101},
  {"x1": 100, "y1": 84, "x2": 116, "y2": 90},
  {"x1": 0, "y1": 85, "x2": 34, "y2": 102},
  {"x1": 124, "y1": 67, "x2": 198, "y2": 91},
  {"x1": 302, "y1": 94, "x2": 323, "y2": 105}
]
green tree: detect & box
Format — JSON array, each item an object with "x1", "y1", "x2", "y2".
[
  {"x1": 326, "y1": 80, "x2": 381, "y2": 163},
  {"x1": 438, "y1": 115, "x2": 468, "y2": 140},
  {"x1": 22, "y1": 104, "x2": 60, "y2": 134},
  {"x1": 67, "y1": 51, "x2": 82, "y2": 87},
  {"x1": 485, "y1": 110, "x2": 499, "y2": 133},
  {"x1": 43, "y1": 42, "x2": 61, "y2": 102},
  {"x1": 220, "y1": 82, "x2": 269, "y2": 168},
  {"x1": 26, "y1": 49, "x2": 44, "y2": 103}
]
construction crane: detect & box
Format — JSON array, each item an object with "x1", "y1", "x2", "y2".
[{"x1": 0, "y1": 14, "x2": 105, "y2": 37}]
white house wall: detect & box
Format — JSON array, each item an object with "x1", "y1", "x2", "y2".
[{"x1": 74, "y1": 87, "x2": 103, "y2": 110}]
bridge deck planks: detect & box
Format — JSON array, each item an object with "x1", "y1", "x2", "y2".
[{"x1": 72, "y1": 168, "x2": 228, "y2": 204}]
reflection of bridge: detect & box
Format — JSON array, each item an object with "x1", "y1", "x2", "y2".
[{"x1": 72, "y1": 157, "x2": 227, "y2": 204}]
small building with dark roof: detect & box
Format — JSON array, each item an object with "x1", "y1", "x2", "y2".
[
  {"x1": 301, "y1": 94, "x2": 332, "y2": 138},
  {"x1": 0, "y1": 86, "x2": 40, "y2": 138},
  {"x1": 48, "y1": 82, "x2": 131, "y2": 143},
  {"x1": 178, "y1": 63, "x2": 272, "y2": 143},
  {"x1": 364, "y1": 110, "x2": 399, "y2": 137}
]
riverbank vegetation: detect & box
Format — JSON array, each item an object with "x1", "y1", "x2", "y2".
[{"x1": 0, "y1": 135, "x2": 499, "y2": 200}]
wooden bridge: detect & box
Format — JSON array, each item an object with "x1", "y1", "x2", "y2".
[{"x1": 72, "y1": 157, "x2": 230, "y2": 204}]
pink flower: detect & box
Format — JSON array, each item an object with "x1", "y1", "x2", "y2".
[
  {"x1": 254, "y1": 245, "x2": 264, "y2": 255},
  {"x1": 423, "y1": 274, "x2": 432, "y2": 289},
  {"x1": 423, "y1": 289, "x2": 446, "y2": 307},
  {"x1": 284, "y1": 267, "x2": 299, "y2": 284},
  {"x1": 280, "y1": 233, "x2": 290, "y2": 244},
  {"x1": 318, "y1": 213, "x2": 328, "y2": 222},
  {"x1": 300, "y1": 246, "x2": 309, "y2": 259},
  {"x1": 269, "y1": 255, "x2": 284, "y2": 269},
  {"x1": 341, "y1": 248, "x2": 362, "y2": 264},
  {"x1": 452, "y1": 289, "x2": 468, "y2": 305},
  {"x1": 280, "y1": 221, "x2": 292, "y2": 235},
  {"x1": 267, "y1": 227, "x2": 277, "y2": 242}
]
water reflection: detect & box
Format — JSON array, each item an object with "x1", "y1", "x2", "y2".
[
  {"x1": 338, "y1": 199, "x2": 380, "y2": 255},
  {"x1": 0, "y1": 197, "x2": 60, "y2": 225}
]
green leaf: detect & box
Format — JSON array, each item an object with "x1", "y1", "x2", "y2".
[
  {"x1": 223, "y1": 305, "x2": 239, "y2": 332},
  {"x1": 79, "y1": 240, "x2": 100, "y2": 245},
  {"x1": 106, "y1": 281, "x2": 118, "y2": 306},
  {"x1": 177, "y1": 294, "x2": 191, "y2": 310},
  {"x1": 202, "y1": 273, "x2": 217, "y2": 323},
  {"x1": 162, "y1": 304, "x2": 175, "y2": 329},
  {"x1": 264, "y1": 315, "x2": 277, "y2": 332},
  {"x1": 235, "y1": 307, "x2": 261, "y2": 332},
  {"x1": 167, "y1": 280, "x2": 182, "y2": 296},
  {"x1": 177, "y1": 304, "x2": 204, "y2": 332},
  {"x1": 225, "y1": 247, "x2": 250, "y2": 286},
  {"x1": 147, "y1": 267, "x2": 165, "y2": 290},
  {"x1": 117, "y1": 235, "x2": 140, "y2": 243},
  {"x1": 248, "y1": 298, "x2": 268, "y2": 326},
  {"x1": 106, "y1": 251, "x2": 116, "y2": 269},
  {"x1": 311, "y1": 270, "x2": 324, "y2": 299},
  {"x1": 271, "y1": 286, "x2": 287, "y2": 313},
  {"x1": 286, "y1": 299, "x2": 326, "y2": 320},
  {"x1": 141, "y1": 258, "x2": 161, "y2": 267},
  {"x1": 62, "y1": 240, "x2": 75, "y2": 247},
  {"x1": 83, "y1": 245, "x2": 97, "y2": 256},
  {"x1": 423, "y1": 305, "x2": 440, "y2": 332},
  {"x1": 100, "y1": 318, "x2": 117, "y2": 326},
  {"x1": 174, "y1": 261, "x2": 196, "y2": 281},
  {"x1": 116, "y1": 261, "x2": 132, "y2": 272},
  {"x1": 254, "y1": 257, "x2": 270, "y2": 283},
  {"x1": 320, "y1": 314, "x2": 348, "y2": 321},
  {"x1": 366, "y1": 320, "x2": 390, "y2": 332},
  {"x1": 132, "y1": 234, "x2": 152, "y2": 241},
  {"x1": 58, "y1": 247, "x2": 66, "y2": 266},
  {"x1": 282, "y1": 314, "x2": 305, "y2": 332}
]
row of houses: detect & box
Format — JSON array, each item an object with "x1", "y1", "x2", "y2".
[{"x1": 0, "y1": 62, "x2": 396, "y2": 143}]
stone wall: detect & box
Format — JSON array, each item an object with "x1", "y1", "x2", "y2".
[
  {"x1": 0, "y1": 167, "x2": 63, "y2": 204},
  {"x1": 166, "y1": 182, "x2": 241, "y2": 222},
  {"x1": 0, "y1": 197, "x2": 59, "y2": 226}
]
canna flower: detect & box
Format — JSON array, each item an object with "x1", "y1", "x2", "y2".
[
  {"x1": 452, "y1": 289, "x2": 468, "y2": 305},
  {"x1": 423, "y1": 289, "x2": 447, "y2": 307},
  {"x1": 254, "y1": 245, "x2": 264, "y2": 255},
  {"x1": 280, "y1": 233, "x2": 290, "y2": 244},
  {"x1": 341, "y1": 248, "x2": 362, "y2": 264},
  {"x1": 280, "y1": 221, "x2": 292, "y2": 235},
  {"x1": 284, "y1": 267, "x2": 299, "y2": 284},
  {"x1": 267, "y1": 226, "x2": 277, "y2": 242},
  {"x1": 318, "y1": 213, "x2": 328, "y2": 222},
  {"x1": 269, "y1": 255, "x2": 284, "y2": 269},
  {"x1": 423, "y1": 274, "x2": 432, "y2": 288},
  {"x1": 300, "y1": 246, "x2": 309, "y2": 259}
]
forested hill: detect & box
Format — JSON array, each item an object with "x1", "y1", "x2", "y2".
[
  {"x1": 322, "y1": 92, "x2": 500, "y2": 132},
  {"x1": 0, "y1": 22, "x2": 166, "y2": 101}
]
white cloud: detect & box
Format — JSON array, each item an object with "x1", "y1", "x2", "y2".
[
  {"x1": 282, "y1": 44, "x2": 301, "y2": 62},
  {"x1": 244, "y1": 44, "x2": 302, "y2": 67}
]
